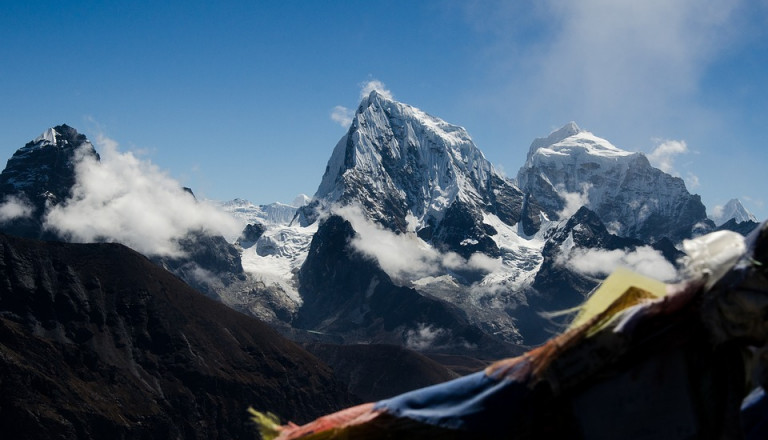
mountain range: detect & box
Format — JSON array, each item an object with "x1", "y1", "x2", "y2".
[
  {"x1": 235, "y1": 91, "x2": 756, "y2": 347},
  {"x1": 0, "y1": 94, "x2": 761, "y2": 436}
]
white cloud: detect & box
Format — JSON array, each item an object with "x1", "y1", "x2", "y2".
[
  {"x1": 463, "y1": 1, "x2": 747, "y2": 142},
  {"x1": 334, "y1": 204, "x2": 499, "y2": 283},
  {"x1": 331, "y1": 79, "x2": 393, "y2": 128},
  {"x1": 330, "y1": 105, "x2": 354, "y2": 128},
  {"x1": 359, "y1": 79, "x2": 393, "y2": 100},
  {"x1": 557, "y1": 245, "x2": 678, "y2": 282},
  {"x1": 467, "y1": 253, "x2": 503, "y2": 273},
  {"x1": 336, "y1": 205, "x2": 442, "y2": 281},
  {"x1": 43, "y1": 135, "x2": 242, "y2": 257},
  {"x1": 711, "y1": 204, "x2": 725, "y2": 220},
  {"x1": 534, "y1": 1, "x2": 738, "y2": 116},
  {"x1": 685, "y1": 172, "x2": 700, "y2": 189},
  {"x1": 557, "y1": 183, "x2": 591, "y2": 219},
  {"x1": 0, "y1": 195, "x2": 33, "y2": 223},
  {"x1": 647, "y1": 139, "x2": 688, "y2": 174},
  {"x1": 405, "y1": 323, "x2": 448, "y2": 351}
]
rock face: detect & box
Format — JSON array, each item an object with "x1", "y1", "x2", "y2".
[
  {"x1": 0, "y1": 233, "x2": 352, "y2": 439},
  {"x1": 0, "y1": 125, "x2": 98, "y2": 239},
  {"x1": 310, "y1": 90, "x2": 540, "y2": 256},
  {"x1": 152, "y1": 230, "x2": 247, "y2": 300},
  {"x1": 517, "y1": 122, "x2": 713, "y2": 242},
  {"x1": 295, "y1": 215, "x2": 520, "y2": 359},
  {"x1": 518, "y1": 207, "x2": 645, "y2": 344}
]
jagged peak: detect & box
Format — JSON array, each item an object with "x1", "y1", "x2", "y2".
[
  {"x1": 34, "y1": 127, "x2": 58, "y2": 145},
  {"x1": 25, "y1": 124, "x2": 89, "y2": 151},
  {"x1": 354, "y1": 91, "x2": 473, "y2": 150},
  {"x1": 314, "y1": 93, "x2": 505, "y2": 229},
  {"x1": 360, "y1": 89, "x2": 391, "y2": 105},
  {"x1": 526, "y1": 122, "x2": 582, "y2": 161},
  {"x1": 711, "y1": 198, "x2": 758, "y2": 226}
]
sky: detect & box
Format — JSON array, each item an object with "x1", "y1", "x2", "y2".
[{"x1": 1, "y1": 0, "x2": 767, "y2": 220}]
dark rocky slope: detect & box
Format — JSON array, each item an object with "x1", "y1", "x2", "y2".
[
  {"x1": 304, "y1": 343, "x2": 459, "y2": 402},
  {"x1": 295, "y1": 215, "x2": 521, "y2": 359},
  {"x1": 0, "y1": 233, "x2": 352, "y2": 439}
]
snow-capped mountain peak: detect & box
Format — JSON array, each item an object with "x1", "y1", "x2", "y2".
[
  {"x1": 517, "y1": 123, "x2": 710, "y2": 241},
  {"x1": 21, "y1": 124, "x2": 92, "y2": 154},
  {"x1": 358, "y1": 90, "x2": 472, "y2": 147},
  {"x1": 524, "y1": 123, "x2": 633, "y2": 167},
  {"x1": 711, "y1": 198, "x2": 758, "y2": 226},
  {"x1": 315, "y1": 92, "x2": 503, "y2": 231},
  {"x1": 526, "y1": 122, "x2": 582, "y2": 161}
]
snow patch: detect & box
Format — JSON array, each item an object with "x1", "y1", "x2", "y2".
[
  {"x1": 239, "y1": 221, "x2": 317, "y2": 305},
  {"x1": 34, "y1": 127, "x2": 58, "y2": 145}
]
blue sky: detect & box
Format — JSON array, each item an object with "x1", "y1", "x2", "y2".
[{"x1": 1, "y1": 1, "x2": 767, "y2": 220}]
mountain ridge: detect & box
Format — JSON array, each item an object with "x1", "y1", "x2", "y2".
[{"x1": 0, "y1": 232, "x2": 353, "y2": 439}]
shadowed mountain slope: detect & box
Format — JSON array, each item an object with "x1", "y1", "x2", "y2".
[{"x1": 0, "y1": 233, "x2": 352, "y2": 439}]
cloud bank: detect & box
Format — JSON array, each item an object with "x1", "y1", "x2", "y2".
[
  {"x1": 558, "y1": 245, "x2": 678, "y2": 282},
  {"x1": 44, "y1": 135, "x2": 241, "y2": 257},
  {"x1": 335, "y1": 205, "x2": 500, "y2": 283}
]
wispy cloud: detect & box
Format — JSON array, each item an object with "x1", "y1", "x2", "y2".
[
  {"x1": 535, "y1": 1, "x2": 738, "y2": 117},
  {"x1": 0, "y1": 195, "x2": 33, "y2": 223},
  {"x1": 462, "y1": 1, "x2": 747, "y2": 141},
  {"x1": 711, "y1": 204, "x2": 725, "y2": 220},
  {"x1": 647, "y1": 139, "x2": 688, "y2": 174},
  {"x1": 44, "y1": 135, "x2": 241, "y2": 257},
  {"x1": 359, "y1": 79, "x2": 393, "y2": 100},
  {"x1": 330, "y1": 105, "x2": 354, "y2": 128},
  {"x1": 685, "y1": 172, "x2": 700, "y2": 190},
  {"x1": 556, "y1": 183, "x2": 591, "y2": 219},
  {"x1": 405, "y1": 323, "x2": 448, "y2": 351}
]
